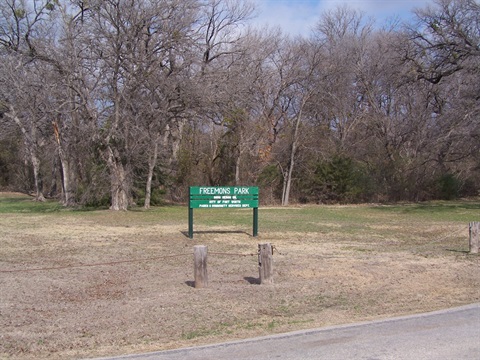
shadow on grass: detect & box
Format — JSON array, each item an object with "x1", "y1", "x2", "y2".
[
  {"x1": 180, "y1": 230, "x2": 251, "y2": 238},
  {"x1": 185, "y1": 278, "x2": 259, "y2": 287},
  {"x1": 445, "y1": 249, "x2": 480, "y2": 257},
  {"x1": 445, "y1": 249, "x2": 473, "y2": 254},
  {"x1": 244, "y1": 277, "x2": 260, "y2": 285},
  {"x1": 0, "y1": 197, "x2": 63, "y2": 213},
  {"x1": 372, "y1": 201, "x2": 480, "y2": 214}
]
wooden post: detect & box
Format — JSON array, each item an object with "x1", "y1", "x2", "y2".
[
  {"x1": 258, "y1": 243, "x2": 273, "y2": 284},
  {"x1": 194, "y1": 245, "x2": 208, "y2": 288},
  {"x1": 469, "y1": 222, "x2": 479, "y2": 254}
]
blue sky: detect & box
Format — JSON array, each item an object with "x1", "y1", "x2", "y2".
[{"x1": 254, "y1": 0, "x2": 433, "y2": 36}]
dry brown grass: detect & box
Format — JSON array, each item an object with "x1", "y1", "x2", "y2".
[{"x1": 0, "y1": 194, "x2": 479, "y2": 359}]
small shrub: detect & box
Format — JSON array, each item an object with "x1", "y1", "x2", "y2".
[
  {"x1": 436, "y1": 173, "x2": 460, "y2": 200},
  {"x1": 299, "y1": 155, "x2": 373, "y2": 203}
]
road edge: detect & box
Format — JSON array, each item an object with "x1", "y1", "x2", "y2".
[{"x1": 89, "y1": 302, "x2": 480, "y2": 360}]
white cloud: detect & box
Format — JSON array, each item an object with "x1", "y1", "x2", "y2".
[
  {"x1": 317, "y1": 0, "x2": 430, "y2": 13},
  {"x1": 253, "y1": 0, "x2": 320, "y2": 36},
  {"x1": 252, "y1": 0, "x2": 434, "y2": 36}
]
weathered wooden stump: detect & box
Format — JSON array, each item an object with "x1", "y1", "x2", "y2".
[
  {"x1": 194, "y1": 245, "x2": 208, "y2": 288},
  {"x1": 469, "y1": 222, "x2": 479, "y2": 254},
  {"x1": 258, "y1": 243, "x2": 273, "y2": 284}
]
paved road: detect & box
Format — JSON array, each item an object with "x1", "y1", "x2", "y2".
[{"x1": 91, "y1": 303, "x2": 480, "y2": 360}]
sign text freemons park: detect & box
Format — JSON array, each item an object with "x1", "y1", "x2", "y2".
[
  {"x1": 189, "y1": 186, "x2": 259, "y2": 209},
  {"x1": 188, "y1": 186, "x2": 259, "y2": 238}
]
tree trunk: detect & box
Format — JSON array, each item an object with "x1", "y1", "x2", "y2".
[
  {"x1": 235, "y1": 153, "x2": 241, "y2": 186},
  {"x1": 144, "y1": 140, "x2": 159, "y2": 209},
  {"x1": 5, "y1": 109, "x2": 45, "y2": 202},
  {"x1": 54, "y1": 120, "x2": 75, "y2": 206},
  {"x1": 169, "y1": 119, "x2": 185, "y2": 164},
  {"x1": 31, "y1": 151, "x2": 46, "y2": 202},
  {"x1": 49, "y1": 153, "x2": 59, "y2": 198},
  {"x1": 107, "y1": 74, "x2": 129, "y2": 211},
  {"x1": 282, "y1": 110, "x2": 303, "y2": 206},
  {"x1": 281, "y1": 167, "x2": 288, "y2": 205},
  {"x1": 58, "y1": 149, "x2": 75, "y2": 206},
  {"x1": 107, "y1": 146, "x2": 129, "y2": 211},
  {"x1": 282, "y1": 148, "x2": 295, "y2": 206}
]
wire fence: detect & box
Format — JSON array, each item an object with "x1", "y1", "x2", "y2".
[
  {"x1": 404, "y1": 225, "x2": 469, "y2": 252},
  {"x1": 0, "y1": 253, "x2": 192, "y2": 273},
  {"x1": 0, "y1": 249, "x2": 268, "y2": 274},
  {"x1": 1, "y1": 223, "x2": 476, "y2": 274}
]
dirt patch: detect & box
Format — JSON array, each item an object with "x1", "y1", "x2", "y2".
[{"x1": 0, "y1": 211, "x2": 478, "y2": 359}]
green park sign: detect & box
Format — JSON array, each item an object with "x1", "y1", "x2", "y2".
[{"x1": 188, "y1": 186, "x2": 259, "y2": 238}]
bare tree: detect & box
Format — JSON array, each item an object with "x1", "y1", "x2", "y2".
[
  {"x1": 406, "y1": 0, "x2": 479, "y2": 84},
  {"x1": 188, "y1": 0, "x2": 256, "y2": 186},
  {"x1": 403, "y1": 0, "x2": 480, "y2": 197},
  {"x1": 0, "y1": 59, "x2": 49, "y2": 201},
  {"x1": 312, "y1": 6, "x2": 374, "y2": 151},
  {"x1": 0, "y1": 0, "x2": 478, "y2": 205},
  {"x1": 0, "y1": 0, "x2": 62, "y2": 201}
]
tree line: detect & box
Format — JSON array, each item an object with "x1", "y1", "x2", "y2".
[{"x1": 0, "y1": 0, "x2": 478, "y2": 209}]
